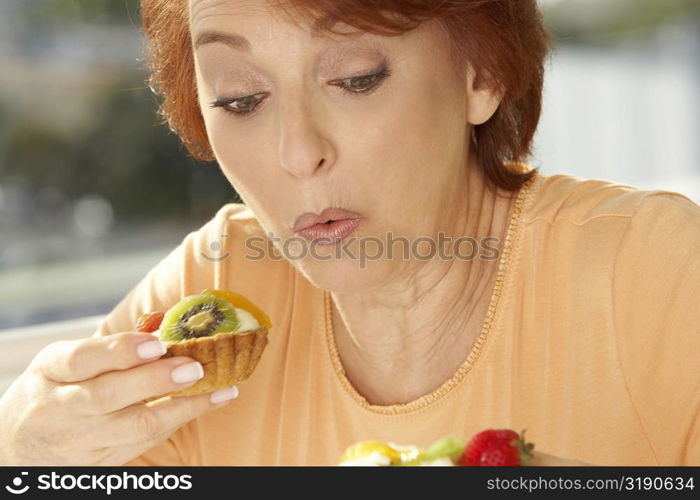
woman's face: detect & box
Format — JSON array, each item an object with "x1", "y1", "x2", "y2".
[{"x1": 191, "y1": 0, "x2": 481, "y2": 292}]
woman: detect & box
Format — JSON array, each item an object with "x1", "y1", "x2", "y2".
[{"x1": 1, "y1": 0, "x2": 698, "y2": 466}]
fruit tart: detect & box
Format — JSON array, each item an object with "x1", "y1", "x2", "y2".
[
  {"x1": 339, "y1": 429, "x2": 587, "y2": 466},
  {"x1": 135, "y1": 289, "x2": 271, "y2": 397}
]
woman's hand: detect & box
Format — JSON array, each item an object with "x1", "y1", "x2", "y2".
[{"x1": 0, "y1": 332, "x2": 238, "y2": 465}]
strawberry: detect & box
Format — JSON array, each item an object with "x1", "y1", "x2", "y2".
[
  {"x1": 457, "y1": 428, "x2": 535, "y2": 466},
  {"x1": 135, "y1": 312, "x2": 164, "y2": 333}
]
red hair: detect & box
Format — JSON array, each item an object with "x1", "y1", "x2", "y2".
[{"x1": 140, "y1": 0, "x2": 554, "y2": 191}]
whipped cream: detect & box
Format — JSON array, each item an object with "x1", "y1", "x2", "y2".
[
  {"x1": 234, "y1": 307, "x2": 259, "y2": 332},
  {"x1": 339, "y1": 452, "x2": 392, "y2": 466}
]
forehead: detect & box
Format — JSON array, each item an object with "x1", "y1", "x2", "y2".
[
  {"x1": 189, "y1": 0, "x2": 348, "y2": 38},
  {"x1": 188, "y1": 0, "x2": 451, "y2": 63}
]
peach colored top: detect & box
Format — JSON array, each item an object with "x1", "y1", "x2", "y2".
[{"x1": 94, "y1": 167, "x2": 700, "y2": 466}]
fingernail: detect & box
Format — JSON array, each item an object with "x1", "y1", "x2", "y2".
[
  {"x1": 171, "y1": 362, "x2": 204, "y2": 384},
  {"x1": 210, "y1": 385, "x2": 239, "y2": 404},
  {"x1": 137, "y1": 339, "x2": 167, "y2": 359}
]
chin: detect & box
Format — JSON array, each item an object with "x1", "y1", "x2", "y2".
[{"x1": 292, "y1": 254, "x2": 389, "y2": 293}]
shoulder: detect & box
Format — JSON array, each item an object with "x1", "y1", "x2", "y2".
[
  {"x1": 613, "y1": 189, "x2": 700, "y2": 277},
  {"x1": 610, "y1": 180, "x2": 700, "y2": 345},
  {"x1": 206, "y1": 203, "x2": 295, "y2": 311},
  {"x1": 605, "y1": 186, "x2": 700, "y2": 465},
  {"x1": 190, "y1": 202, "x2": 266, "y2": 249},
  {"x1": 214, "y1": 202, "x2": 266, "y2": 236},
  {"x1": 186, "y1": 202, "x2": 270, "y2": 263},
  {"x1": 523, "y1": 171, "x2": 700, "y2": 227}
]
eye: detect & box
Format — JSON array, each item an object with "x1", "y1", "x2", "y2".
[
  {"x1": 332, "y1": 68, "x2": 391, "y2": 95},
  {"x1": 209, "y1": 92, "x2": 268, "y2": 116},
  {"x1": 209, "y1": 66, "x2": 391, "y2": 117}
]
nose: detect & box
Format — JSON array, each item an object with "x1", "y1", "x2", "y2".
[{"x1": 276, "y1": 96, "x2": 335, "y2": 178}]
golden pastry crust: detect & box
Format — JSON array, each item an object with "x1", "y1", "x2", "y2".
[
  {"x1": 139, "y1": 289, "x2": 272, "y2": 402},
  {"x1": 162, "y1": 325, "x2": 270, "y2": 397}
]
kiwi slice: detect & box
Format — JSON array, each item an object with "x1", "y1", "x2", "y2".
[{"x1": 159, "y1": 294, "x2": 240, "y2": 342}]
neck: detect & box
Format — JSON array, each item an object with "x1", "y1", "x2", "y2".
[{"x1": 330, "y1": 155, "x2": 522, "y2": 405}]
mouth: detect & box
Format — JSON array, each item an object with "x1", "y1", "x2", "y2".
[{"x1": 293, "y1": 207, "x2": 363, "y2": 244}]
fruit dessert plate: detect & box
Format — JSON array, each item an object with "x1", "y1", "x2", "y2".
[
  {"x1": 339, "y1": 429, "x2": 586, "y2": 466},
  {"x1": 135, "y1": 289, "x2": 272, "y2": 397}
]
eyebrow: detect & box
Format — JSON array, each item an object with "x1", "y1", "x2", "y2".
[
  {"x1": 193, "y1": 15, "x2": 357, "y2": 52},
  {"x1": 194, "y1": 31, "x2": 252, "y2": 52}
]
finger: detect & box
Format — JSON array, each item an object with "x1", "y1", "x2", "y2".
[
  {"x1": 66, "y1": 356, "x2": 206, "y2": 415},
  {"x1": 108, "y1": 385, "x2": 240, "y2": 448},
  {"x1": 34, "y1": 332, "x2": 168, "y2": 383}
]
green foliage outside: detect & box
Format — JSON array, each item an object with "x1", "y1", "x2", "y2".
[
  {"x1": 2, "y1": 81, "x2": 236, "y2": 223},
  {"x1": 1, "y1": 0, "x2": 237, "y2": 226}
]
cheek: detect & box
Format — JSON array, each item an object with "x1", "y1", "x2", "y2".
[
  {"x1": 202, "y1": 118, "x2": 286, "y2": 237},
  {"x1": 202, "y1": 112, "x2": 271, "y2": 189},
  {"x1": 358, "y1": 74, "x2": 466, "y2": 216},
  {"x1": 362, "y1": 66, "x2": 464, "y2": 170},
  {"x1": 194, "y1": 71, "x2": 275, "y2": 199}
]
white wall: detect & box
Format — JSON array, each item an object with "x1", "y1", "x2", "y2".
[
  {"x1": 533, "y1": 30, "x2": 700, "y2": 202},
  {"x1": 0, "y1": 315, "x2": 104, "y2": 397}
]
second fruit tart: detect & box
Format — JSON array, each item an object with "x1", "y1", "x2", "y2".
[{"x1": 136, "y1": 289, "x2": 272, "y2": 397}]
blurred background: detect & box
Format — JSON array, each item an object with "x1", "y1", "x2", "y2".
[
  {"x1": 1, "y1": 0, "x2": 699, "y2": 392},
  {"x1": 0, "y1": 0, "x2": 237, "y2": 331}
]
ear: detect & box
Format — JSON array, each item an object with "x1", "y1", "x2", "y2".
[{"x1": 465, "y1": 64, "x2": 503, "y2": 126}]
